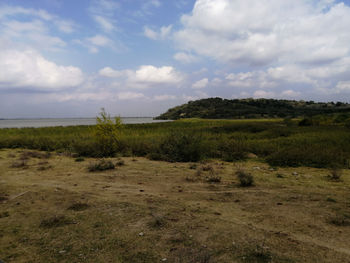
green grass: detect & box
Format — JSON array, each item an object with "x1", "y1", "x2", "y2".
[{"x1": 0, "y1": 118, "x2": 349, "y2": 168}]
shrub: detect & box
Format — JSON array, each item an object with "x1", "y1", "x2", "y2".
[
  {"x1": 93, "y1": 108, "x2": 123, "y2": 157},
  {"x1": 328, "y1": 167, "x2": 342, "y2": 181},
  {"x1": 218, "y1": 138, "x2": 247, "y2": 162},
  {"x1": 40, "y1": 215, "x2": 74, "y2": 228},
  {"x1": 67, "y1": 202, "x2": 90, "y2": 211},
  {"x1": 157, "y1": 132, "x2": 203, "y2": 162},
  {"x1": 205, "y1": 169, "x2": 221, "y2": 183},
  {"x1": 116, "y1": 159, "x2": 125, "y2": 166},
  {"x1": 88, "y1": 159, "x2": 115, "y2": 172},
  {"x1": 328, "y1": 214, "x2": 350, "y2": 226},
  {"x1": 236, "y1": 168, "x2": 254, "y2": 187}
]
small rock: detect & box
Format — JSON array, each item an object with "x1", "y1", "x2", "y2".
[
  {"x1": 140, "y1": 189, "x2": 144, "y2": 192},
  {"x1": 59, "y1": 250, "x2": 66, "y2": 254},
  {"x1": 139, "y1": 232, "x2": 144, "y2": 236},
  {"x1": 189, "y1": 235, "x2": 193, "y2": 238},
  {"x1": 292, "y1": 172, "x2": 298, "y2": 176},
  {"x1": 277, "y1": 202, "x2": 283, "y2": 205},
  {"x1": 161, "y1": 258, "x2": 167, "y2": 262}
]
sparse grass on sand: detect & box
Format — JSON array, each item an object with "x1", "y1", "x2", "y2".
[{"x1": 0, "y1": 149, "x2": 350, "y2": 263}]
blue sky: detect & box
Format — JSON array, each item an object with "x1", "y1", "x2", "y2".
[{"x1": 1, "y1": 0, "x2": 350, "y2": 118}]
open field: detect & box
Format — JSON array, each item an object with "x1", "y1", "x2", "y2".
[{"x1": 1, "y1": 149, "x2": 350, "y2": 262}]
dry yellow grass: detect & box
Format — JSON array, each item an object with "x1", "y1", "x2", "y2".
[{"x1": 0, "y1": 149, "x2": 350, "y2": 263}]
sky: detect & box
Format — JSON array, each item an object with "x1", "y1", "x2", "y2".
[{"x1": 1, "y1": 0, "x2": 350, "y2": 118}]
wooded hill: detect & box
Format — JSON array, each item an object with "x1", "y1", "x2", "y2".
[{"x1": 155, "y1": 98, "x2": 350, "y2": 119}]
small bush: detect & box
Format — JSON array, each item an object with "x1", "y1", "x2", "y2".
[
  {"x1": 40, "y1": 215, "x2": 74, "y2": 228},
  {"x1": 10, "y1": 160, "x2": 28, "y2": 168},
  {"x1": 236, "y1": 168, "x2": 254, "y2": 187},
  {"x1": 157, "y1": 132, "x2": 204, "y2": 162},
  {"x1": 88, "y1": 159, "x2": 115, "y2": 172},
  {"x1": 328, "y1": 167, "x2": 342, "y2": 181},
  {"x1": 116, "y1": 159, "x2": 125, "y2": 166},
  {"x1": 67, "y1": 202, "x2": 90, "y2": 211},
  {"x1": 328, "y1": 214, "x2": 350, "y2": 226},
  {"x1": 205, "y1": 169, "x2": 221, "y2": 183}
]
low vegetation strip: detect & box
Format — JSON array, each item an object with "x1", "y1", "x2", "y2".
[{"x1": 0, "y1": 117, "x2": 350, "y2": 168}]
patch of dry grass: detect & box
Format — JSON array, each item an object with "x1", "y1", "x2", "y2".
[{"x1": 0, "y1": 149, "x2": 349, "y2": 263}]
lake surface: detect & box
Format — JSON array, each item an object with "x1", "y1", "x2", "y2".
[{"x1": 0, "y1": 117, "x2": 169, "y2": 128}]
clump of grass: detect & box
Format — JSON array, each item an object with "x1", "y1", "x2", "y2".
[
  {"x1": 236, "y1": 168, "x2": 254, "y2": 187},
  {"x1": 88, "y1": 159, "x2": 115, "y2": 172},
  {"x1": 202, "y1": 164, "x2": 214, "y2": 172},
  {"x1": 0, "y1": 211, "x2": 10, "y2": 218},
  {"x1": 10, "y1": 159, "x2": 28, "y2": 169},
  {"x1": 328, "y1": 167, "x2": 342, "y2": 181},
  {"x1": 189, "y1": 163, "x2": 197, "y2": 169},
  {"x1": 20, "y1": 151, "x2": 50, "y2": 160},
  {"x1": 148, "y1": 215, "x2": 167, "y2": 229},
  {"x1": 40, "y1": 215, "x2": 75, "y2": 228},
  {"x1": 75, "y1": 157, "x2": 85, "y2": 162},
  {"x1": 37, "y1": 165, "x2": 52, "y2": 171},
  {"x1": 67, "y1": 202, "x2": 90, "y2": 211},
  {"x1": 205, "y1": 169, "x2": 221, "y2": 183},
  {"x1": 116, "y1": 159, "x2": 125, "y2": 166},
  {"x1": 328, "y1": 214, "x2": 350, "y2": 226},
  {"x1": 244, "y1": 244, "x2": 272, "y2": 263},
  {"x1": 326, "y1": 197, "x2": 337, "y2": 202}
]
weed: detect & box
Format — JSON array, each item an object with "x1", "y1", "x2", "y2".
[
  {"x1": 20, "y1": 151, "x2": 50, "y2": 160},
  {"x1": 40, "y1": 215, "x2": 75, "y2": 228},
  {"x1": 75, "y1": 157, "x2": 85, "y2": 162},
  {"x1": 116, "y1": 159, "x2": 125, "y2": 166},
  {"x1": 67, "y1": 202, "x2": 90, "y2": 211},
  {"x1": 189, "y1": 163, "x2": 197, "y2": 169},
  {"x1": 148, "y1": 216, "x2": 167, "y2": 229},
  {"x1": 88, "y1": 159, "x2": 115, "y2": 172},
  {"x1": 328, "y1": 167, "x2": 342, "y2": 181},
  {"x1": 326, "y1": 197, "x2": 336, "y2": 202},
  {"x1": 205, "y1": 168, "x2": 221, "y2": 183},
  {"x1": 236, "y1": 168, "x2": 254, "y2": 187},
  {"x1": 10, "y1": 160, "x2": 28, "y2": 168},
  {"x1": 328, "y1": 214, "x2": 350, "y2": 226},
  {"x1": 0, "y1": 211, "x2": 9, "y2": 218}
]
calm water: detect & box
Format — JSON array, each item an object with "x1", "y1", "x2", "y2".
[{"x1": 0, "y1": 117, "x2": 169, "y2": 128}]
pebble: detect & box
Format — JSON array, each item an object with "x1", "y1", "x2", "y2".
[
  {"x1": 161, "y1": 258, "x2": 167, "y2": 262},
  {"x1": 59, "y1": 250, "x2": 66, "y2": 254},
  {"x1": 139, "y1": 232, "x2": 144, "y2": 236}
]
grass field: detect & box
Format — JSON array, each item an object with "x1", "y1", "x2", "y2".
[
  {"x1": 0, "y1": 118, "x2": 349, "y2": 168},
  {"x1": 1, "y1": 149, "x2": 350, "y2": 263}
]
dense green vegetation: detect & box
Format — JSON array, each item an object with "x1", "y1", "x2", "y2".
[
  {"x1": 1, "y1": 116, "x2": 350, "y2": 168},
  {"x1": 155, "y1": 98, "x2": 350, "y2": 120}
]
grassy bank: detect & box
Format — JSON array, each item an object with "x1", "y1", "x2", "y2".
[
  {"x1": 0, "y1": 118, "x2": 349, "y2": 168},
  {"x1": 1, "y1": 149, "x2": 350, "y2": 262}
]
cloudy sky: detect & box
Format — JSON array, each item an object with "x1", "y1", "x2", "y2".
[{"x1": 1, "y1": 0, "x2": 350, "y2": 118}]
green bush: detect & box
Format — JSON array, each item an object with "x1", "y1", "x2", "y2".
[
  {"x1": 236, "y1": 168, "x2": 253, "y2": 187},
  {"x1": 88, "y1": 159, "x2": 115, "y2": 172},
  {"x1": 156, "y1": 132, "x2": 204, "y2": 162},
  {"x1": 93, "y1": 108, "x2": 123, "y2": 157}
]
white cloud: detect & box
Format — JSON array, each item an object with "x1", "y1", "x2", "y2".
[
  {"x1": 116, "y1": 92, "x2": 146, "y2": 100},
  {"x1": 93, "y1": 15, "x2": 115, "y2": 32},
  {"x1": 133, "y1": 65, "x2": 183, "y2": 84},
  {"x1": 173, "y1": 52, "x2": 198, "y2": 63},
  {"x1": 174, "y1": 0, "x2": 350, "y2": 67},
  {"x1": 253, "y1": 90, "x2": 275, "y2": 98},
  {"x1": 280, "y1": 90, "x2": 301, "y2": 98},
  {"x1": 153, "y1": 95, "x2": 177, "y2": 101},
  {"x1": 144, "y1": 25, "x2": 172, "y2": 40},
  {"x1": 88, "y1": 34, "x2": 111, "y2": 46},
  {"x1": 0, "y1": 48, "x2": 83, "y2": 90},
  {"x1": 99, "y1": 67, "x2": 123, "y2": 78},
  {"x1": 192, "y1": 78, "x2": 208, "y2": 89},
  {"x1": 334, "y1": 81, "x2": 350, "y2": 93},
  {"x1": 99, "y1": 65, "x2": 184, "y2": 89}
]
